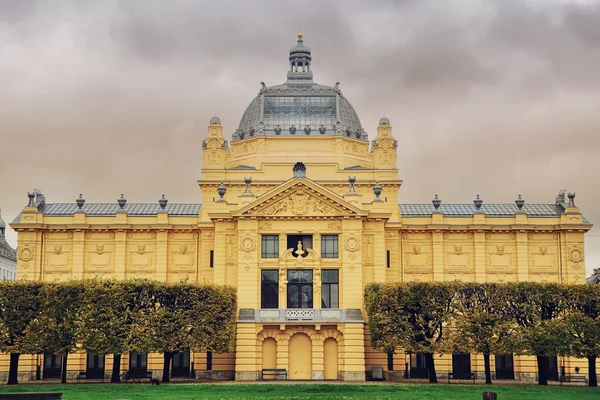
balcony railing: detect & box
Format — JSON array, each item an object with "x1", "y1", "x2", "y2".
[{"x1": 238, "y1": 308, "x2": 363, "y2": 323}]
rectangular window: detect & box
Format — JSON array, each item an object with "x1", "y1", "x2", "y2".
[
  {"x1": 209, "y1": 250, "x2": 214, "y2": 268},
  {"x1": 287, "y1": 269, "x2": 313, "y2": 308},
  {"x1": 321, "y1": 235, "x2": 338, "y2": 258},
  {"x1": 321, "y1": 269, "x2": 339, "y2": 308},
  {"x1": 261, "y1": 235, "x2": 279, "y2": 258},
  {"x1": 261, "y1": 270, "x2": 279, "y2": 308},
  {"x1": 387, "y1": 250, "x2": 391, "y2": 268}
]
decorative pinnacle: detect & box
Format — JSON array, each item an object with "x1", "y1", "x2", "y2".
[
  {"x1": 27, "y1": 192, "x2": 35, "y2": 207},
  {"x1": 117, "y1": 194, "x2": 127, "y2": 209},
  {"x1": 159, "y1": 193, "x2": 168, "y2": 210},
  {"x1": 567, "y1": 192, "x2": 576, "y2": 207},
  {"x1": 515, "y1": 194, "x2": 525, "y2": 210},
  {"x1": 373, "y1": 180, "x2": 383, "y2": 201},
  {"x1": 474, "y1": 194, "x2": 483, "y2": 210},
  {"x1": 216, "y1": 181, "x2": 227, "y2": 202},
  {"x1": 432, "y1": 194, "x2": 441, "y2": 210},
  {"x1": 76, "y1": 194, "x2": 86, "y2": 210}
]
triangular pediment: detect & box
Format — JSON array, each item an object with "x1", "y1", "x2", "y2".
[{"x1": 233, "y1": 178, "x2": 367, "y2": 218}]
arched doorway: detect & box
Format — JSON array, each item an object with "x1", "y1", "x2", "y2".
[
  {"x1": 289, "y1": 333, "x2": 312, "y2": 380},
  {"x1": 262, "y1": 338, "x2": 277, "y2": 380},
  {"x1": 324, "y1": 338, "x2": 338, "y2": 380}
]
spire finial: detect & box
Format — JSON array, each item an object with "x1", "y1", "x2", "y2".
[{"x1": 298, "y1": 31, "x2": 303, "y2": 40}]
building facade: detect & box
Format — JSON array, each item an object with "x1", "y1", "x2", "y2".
[
  {"x1": 8, "y1": 35, "x2": 594, "y2": 382},
  {"x1": 0, "y1": 208, "x2": 16, "y2": 281}
]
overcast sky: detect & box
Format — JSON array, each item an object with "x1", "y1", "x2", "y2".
[{"x1": 1, "y1": 0, "x2": 599, "y2": 274}]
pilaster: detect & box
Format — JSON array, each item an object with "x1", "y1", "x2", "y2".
[
  {"x1": 474, "y1": 232, "x2": 486, "y2": 283},
  {"x1": 234, "y1": 322, "x2": 258, "y2": 380},
  {"x1": 71, "y1": 230, "x2": 85, "y2": 279},
  {"x1": 372, "y1": 222, "x2": 386, "y2": 283},
  {"x1": 156, "y1": 230, "x2": 168, "y2": 282},
  {"x1": 341, "y1": 219, "x2": 363, "y2": 309},
  {"x1": 114, "y1": 231, "x2": 127, "y2": 279},
  {"x1": 340, "y1": 322, "x2": 365, "y2": 381},
  {"x1": 214, "y1": 223, "x2": 228, "y2": 285},
  {"x1": 432, "y1": 231, "x2": 444, "y2": 282},
  {"x1": 237, "y1": 219, "x2": 259, "y2": 308},
  {"x1": 516, "y1": 232, "x2": 528, "y2": 281},
  {"x1": 312, "y1": 337, "x2": 324, "y2": 380}
]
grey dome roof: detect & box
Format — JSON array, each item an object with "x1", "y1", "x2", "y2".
[{"x1": 233, "y1": 35, "x2": 365, "y2": 142}]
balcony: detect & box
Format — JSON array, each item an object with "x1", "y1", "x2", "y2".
[{"x1": 238, "y1": 308, "x2": 364, "y2": 323}]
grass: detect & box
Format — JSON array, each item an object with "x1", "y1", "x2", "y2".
[{"x1": 0, "y1": 383, "x2": 597, "y2": 400}]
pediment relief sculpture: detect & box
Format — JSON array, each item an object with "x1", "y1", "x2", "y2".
[{"x1": 251, "y1": 190, "x2": 347, "y2": 217}]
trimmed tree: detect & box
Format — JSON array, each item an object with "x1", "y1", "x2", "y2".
[
  {"x1": 365, "y1": 282, "x2": 457, "y2": 383},
  {"x1": 0, "y1": 281, "x2": 43, "y2": 385},
  {"x1": 505, "y1": 282, "x2": 568, "y2": 386},
  {"x1": 151, "y1": 283, "x2": 191, "y2": 383},
  {"x1": 24, "y1": 281, "x2": 84, "y2": 384},
  {"x1": 452, "y1": 283, "x2": 518, "y2": 385},
  {"x1": 562, "y1": 284, "x2": 600, "y2": 387},
  {"x1": 77, "y1": 279, "x2": 136, "y2": 383}
]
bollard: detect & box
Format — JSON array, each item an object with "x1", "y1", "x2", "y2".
[{"x1": 483, "y1": 392, "x2": 497, "y2": 400}]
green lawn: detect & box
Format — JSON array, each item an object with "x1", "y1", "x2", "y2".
[{"x1": 0, "y1": 383, "x2": 597, "y2": 400}]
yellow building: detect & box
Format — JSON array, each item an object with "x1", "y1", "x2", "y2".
[{"x1": 9, "y1": 34, "x2": 593, "y2": 382}]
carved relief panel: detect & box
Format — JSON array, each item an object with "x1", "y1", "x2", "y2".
[
  {"x1": 485, "y1": 234, "x2": 517, "y2": 277},
  {"x1": 443, "y1": 233, "x2": 474, "y2": 279},
  {"x1": 44, "y1": 233, "x2": 73, "y2": 280},
  {"x1": 126, "y1": 232, "x2": 156, "y2": 278},
  {"x1": 528, "y1": 233, "x2": 558, "y2": 280},
  {"x1": 84, "y1": 232, "x2": 116, "y2": 277},
  {"x1": 402, "y1": 233, "x2": 433, "y2": 279},
  {"x1": 167, "y1": 232, "x2": 197, "y2": 282}
]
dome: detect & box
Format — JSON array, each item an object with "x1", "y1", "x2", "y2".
[
  {"x1": 233, "y1": 35, "x2": 365, "y2": 142},
  {"x1": 210, "y1": 116, "x2": 221, "y2": 125}
]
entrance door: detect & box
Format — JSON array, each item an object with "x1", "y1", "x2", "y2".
[
  {"x1": 495, "y1": 354, "x2": 514, "y2": 380},
  {"x1": 289, "y1": 333, "x2": 312, "y2": 380},
  {"x1": 172, "y1": 350, "x2": 190, "y2": 378},
  {"x1": 410, "y1": 353, "x2": 428, "y2": 379},
  {"x1": 129, "y1": 351, "x2": 148, "y2": 375},
  {"x1": 43, "y1": 353, "x2": 62, "y2": 379},
  {"x1": 86, "y1": 353, "x2": 105, "y2": 379},
  {"x1": 324, "y1": 338, "x2": 338, "y2": 380},
  {"x1": 452, "y1": 353, "x2": 471, "y2": 379},
  {"x1": 547, "y1": 356, "x2": 559, "y2": 381}
]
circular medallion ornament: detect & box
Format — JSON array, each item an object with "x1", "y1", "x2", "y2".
[
  {"x1": 568, "y1": 247, "x2": 583, "y2": 263},
  {"x1": 240, "y1": 236, "x2": 256, "y2": 252},
  {"x1": 344, "y1": 236, "x2": 361, "y2": 252},
  {"x1": 18, "y1": 246, "x2": 34, "y2": 262}
]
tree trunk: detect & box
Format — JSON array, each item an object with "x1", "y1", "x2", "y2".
[
  {"x1": 536, "y1": 355, "x2": 548, "y2": 386},
  {"x1": 588, "y1": 355, "x2": 597, "y2": 387},
  {"x1": 61, "y1": 352, "x2": 68, "y2": 384},
  {"x1": 425, "y1": 352, "x2": 437, "y2": 383},
  {"x1": 483, "y1": 352, "x2": 492, "y2": 385},
  {"x1": 7, "y1": 353, "x2": 20, "y2": 385},
  {"x1": 162, "y1": 352, "x2": 172, "y2": 383},
  {"x1": 111, "y1": 354, "x2": 121, "y2": 383}
]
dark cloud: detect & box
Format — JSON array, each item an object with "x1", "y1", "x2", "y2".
[{"x1": 1, "y1": 0, "x2": 599, "y2": 273}]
